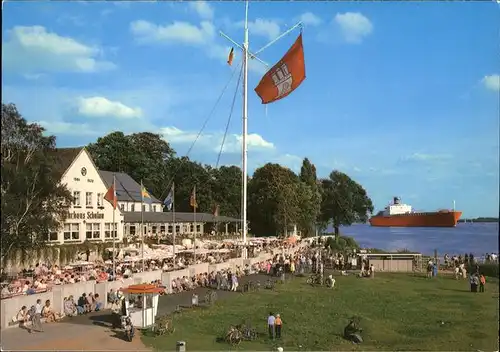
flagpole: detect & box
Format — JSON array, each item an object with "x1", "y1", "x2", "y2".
[
  {"x1": 112, "y1": 174, "x2": 116, "y2": 279},
  {"x1": 193, "y1": 185, "x2": 197, "y2": 264},
  {"x1": 241, "y1": 0, "x2": 249, "y2": 260},
  {"x1": 172, "y1": 182, "x2": 176, "y2": 270},
  {"x1": 141, "y1": 180, "x2": 145, "y2": 272}
]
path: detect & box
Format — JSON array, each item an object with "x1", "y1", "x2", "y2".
[{"x1": 0, "y1": 273, "x2": 278, "y2": 351}]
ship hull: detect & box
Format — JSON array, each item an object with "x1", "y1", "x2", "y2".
[{"x1": 369, "y1": 211, "x2": 462, "y2": 227}]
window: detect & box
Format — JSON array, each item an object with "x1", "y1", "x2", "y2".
[
  {"x1": 73, "y1": 191, "x2": 81, "y2": 206},
  {"x1": 175, "y1": 225, "x2": 180, "y2": 233},
  {"x1": 142, "y1": 205, "x2": 146, "y2": 212},
  {"x1": 152, "y1": 205, "x2": 156, "y2": 212},
  {"x1": 71, "y1": 223, "x2": 80, "y2": 240},
  {"x1": 97, "y1": 193, "x2": 103, "y2": 207},
  {"x1": 105, "y1": 223, "x2": 117, "y2": 238},
  {"x1": 131, "y1": 204, "x2": 135, "y2": 212},
  {"x1": 130, "y1": 225, "x2": 136, "y2": 236},
  {"x1": 161, "y1": 225, "x2": 167, "y2": 233},
  {"x1": 47, "y1": 232, "x2": 58, "y2": 241},
  {"x1": 86, "y1": 192, "x2": 93, "y2": 207},
  {"x1": 120, "y1": 204, "x2": 125, "y2": 211},
  {"x1": 86, "y1": 223, "x2": 101, "y2": 239},
  {"x1": 196, "y1": 224, "x2": 201, "y2": 233},
  {"x1": 190, "y1": 224, "x2": 194, "y2": 232},
  {"x1": 152, "y1": 226, "x2": 157, "y2": 234},
  {"x1": 64, "y1": 223, "x2": 80, "y2": 240}
]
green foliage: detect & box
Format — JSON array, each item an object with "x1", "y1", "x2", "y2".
[
  {"x1": 324, "y1": 235, "x2": 360, "y2": 251},
  {"x1": 470, "y1": 263, "x2": 499, "y2": 278},
  {"x1": 319, "y1": 170, "x2": 374, "y2": 235},
  {"x1": 1, "y1": 103, "x2": 73, "y2": 264}
]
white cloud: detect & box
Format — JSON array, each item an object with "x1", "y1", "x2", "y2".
[
  {"x1": 188, "y1": 1, "x2": 214, "y2": 20},
  {"x1": 37, "y1": 120, "x2": 98, "y2": 136},
  {"x1": 482, "y1": 74, "x2": 500, "y2": 92},
  {"x1": 334, "y1": 12, "x2": 373, "y2": 44},
  {"x1": 2, "y1": 26, "x2": 116, "y2": 73},
  {"x1": 160, "y1": 126, "x2": 275, "y2": 153},
  {"x1": 236, "y1": 18, "x2": 281, "y2": 41},
  {"x1": 402, "y1": 153, "x2": 452, "y2": 162},
  {"x1": 130, "y1": 19, "x2": 266, "y2": 74},
  {"x1": 297, "y1": 12, "x2": 322, "y2": 26},
  {"x1": 77, "y1": 97, "x2": 143, "y2": 119},
  {"x1": 130, "y1": 20, "x2": 215, "y2": 45}
]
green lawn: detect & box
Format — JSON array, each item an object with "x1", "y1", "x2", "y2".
[{"x1": 143, "y1": 273, "x2": 499, "y2": 351}]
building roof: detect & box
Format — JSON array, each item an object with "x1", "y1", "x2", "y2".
[
  {"x1": 98, "y1": 170, "x2": 162, "y2": 204},
  {"x1": 122, "y1": 211, "x2": 241, "y2": 224},
  {"x1": 50, "y1": 147, "x2": 84, "y2": 177}
]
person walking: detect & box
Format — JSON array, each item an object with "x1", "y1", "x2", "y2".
[
  {"x1": 275, "y1": 314, "x2": 283, "y2": 338},
  {"x1": 267, "y1": 312, "x2": 275, "y2": 339},
  {"x1": 32, "y1": 299, "x2": 44, "y2": 332}
]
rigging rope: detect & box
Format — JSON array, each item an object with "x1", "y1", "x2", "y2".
[
  {"x1": 215, "y1": 62, "x2": 244, "y2": 169},
  {"x1": 158, "y1": 61, "x2": 243, "y2": 201}
]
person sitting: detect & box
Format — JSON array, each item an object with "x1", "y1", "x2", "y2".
[
  {"x1": 77, "y1": 293, "x2": 89, "y2": 314},
  {"x1": 64, "y1": 297, "x2": 78, "y2": 317},
  {"x1": 326, "y1": 274, "x2": 336, "y2": 288},
  {"x1": 16, "y1": 306, "x2": 30, "y2": 331},
  {"x1": 344, "y1": 319, "x2": 363, "y2": 344},
  {"x1": 94, "y1": 293, "x2": 103, "y2": 311},
  {"x1": 42, "y1": 299, "x2": 61, "y2": 323}
]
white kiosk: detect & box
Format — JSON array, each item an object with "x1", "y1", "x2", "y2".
[{"x1": 121, "y1": 284, "x2": 162, "y2": 328}]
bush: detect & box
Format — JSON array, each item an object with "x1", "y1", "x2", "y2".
[{"x1": 469, "y1": 263, "x2": 499, "y2": 279}]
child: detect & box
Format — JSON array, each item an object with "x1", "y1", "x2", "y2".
[
  {"x1": 479, "y1": 274, "x2": 486, "y2": 292},
  {"x1": 275, "y1": 314, "x2": 283, "y2": 338}
]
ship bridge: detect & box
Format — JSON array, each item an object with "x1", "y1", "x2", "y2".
[{"x1": 383, "y1": 197, "x2": 412, "y2": 216}]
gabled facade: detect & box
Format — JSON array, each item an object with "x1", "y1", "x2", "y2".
[{"x1": 49, "y1": 147, "x2": 162, "y2": 244}]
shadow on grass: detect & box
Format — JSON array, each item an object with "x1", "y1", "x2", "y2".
[{"x1": 439, "y1": 287, "x2": 470, "y2": 293}]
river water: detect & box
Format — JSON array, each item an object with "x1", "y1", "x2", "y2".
[{"x1": 329, "y1": 222, "x2": 499, "y2": 257}]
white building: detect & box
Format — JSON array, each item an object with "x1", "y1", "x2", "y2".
[{"x1": 49, "y1": 147, "x2": 240, "y2": 245}]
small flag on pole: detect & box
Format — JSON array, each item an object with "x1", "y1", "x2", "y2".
[
  {"x1": 227, "y1": 47, "x2": 234, "y2": 66},
  {"x1": 254, "y1": 33, "x2": 306, "y2": 104},
  {"x1": 104, "y1": 182, "x2": 118, "y2": 209},
  {"x1": 141, "y1": 184, "x2": 153, "y2": 204},
  {"x1": 164, "y1": 185, "x2": 174, "y2": 211},
  {"x1": 190, "y1": 187, "x2": 198, "y2": 209}
]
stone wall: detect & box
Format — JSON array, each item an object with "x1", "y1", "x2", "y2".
[{"x1": 1, "y1": 244, "x2": 306, "y2": 330}]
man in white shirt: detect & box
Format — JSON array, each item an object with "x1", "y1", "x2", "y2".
[
  {"x1": 267, "y1": 312, "x2": 275, "y2": 339},
  {"x1": 33, "y1": 299, "x2": 43, "y2": 332}
]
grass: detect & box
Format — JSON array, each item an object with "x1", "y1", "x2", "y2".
[{"x1": 142, "y1": 273, "x2": 499, "y2": 351}]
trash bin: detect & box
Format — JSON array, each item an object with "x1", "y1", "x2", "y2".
[
  {"x1": 176, "y1": 341, "x2": 186, "y2": 352},
  {"x1": 191, "y1": 294, "x2": 198, "y2": 306}
]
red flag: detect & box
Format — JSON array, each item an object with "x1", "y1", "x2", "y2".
[
  {"x1": 254, "y1": 33, "x2": 306, "y2": 104},
  {"x1": 227, "y1": 47, "x2": 234, "y2": 66},
  {"x1": 104, "y1": 184, "x2": 117, "y2": 209},
  {"x1": 190, "y1": 187, "x2": 198, "y2": 209}
]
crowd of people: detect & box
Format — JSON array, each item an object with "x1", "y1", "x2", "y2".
[{"x1": 0, "y1": 237, "x2": 293, "y2": 300}]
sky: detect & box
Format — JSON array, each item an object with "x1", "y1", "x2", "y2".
[{"x1": 2, "y1": 1, "x2": 499, "y2": 218}]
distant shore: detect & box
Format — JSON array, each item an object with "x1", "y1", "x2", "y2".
[{"x1": 458, "y1": 217, "x2": 498, "y2": 223}]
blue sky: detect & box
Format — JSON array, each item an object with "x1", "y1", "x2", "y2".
[{"x1": 2, "y1": 1, "x2": 499, "y2": 218}]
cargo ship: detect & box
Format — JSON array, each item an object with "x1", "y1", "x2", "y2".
[{"x1": 369, "y1": 197, "x2": 462, "y2": 227}]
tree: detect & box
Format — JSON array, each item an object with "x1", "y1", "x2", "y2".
[
  {"x1": 165, "y1": 157, "x2": 213, "y2": 213},
  {"x1": 298, "y1": 158, "x2": 322, "y2": 236},
  {"x1": 319, "y1": 170, "x2": 374, "y2": 235},
  {"x1": 211, "y1": 165, "x2": 242, "y2": 218},
  {"x1": 1, "y1": 103, "x2": 73, "y2": 263},
  {"x1": 88, "y1": 131, "x2": 175, "y2": 198},
  {"x1": 248, "y1": 163, "x2": 305, "y2": 237}
]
